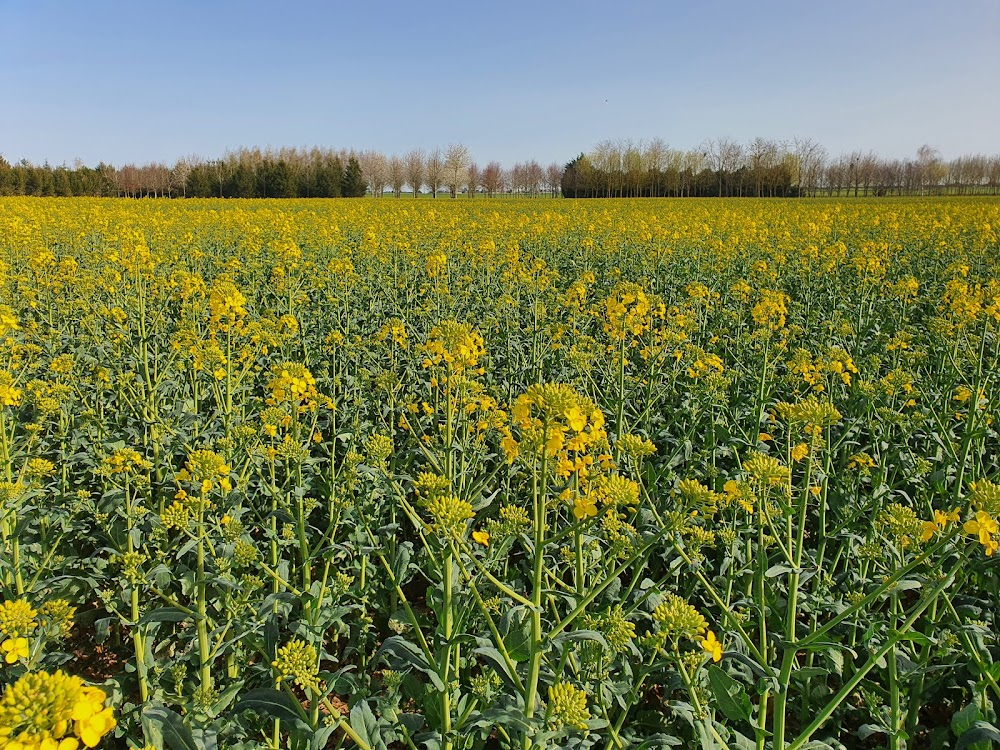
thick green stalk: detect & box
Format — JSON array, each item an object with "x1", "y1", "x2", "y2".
[
  {"x1": 196, "y1": 506, "x2": 212, "y2": 692},
  {"x1": 523, "y1": 446, "x2": 548, "y2": 749},
  {"x1": 441, "y1": 550, "x2": 454, "y2": 750},
  {"x1": 786, "y1": 570, "x2": 956, "y2": 750}
]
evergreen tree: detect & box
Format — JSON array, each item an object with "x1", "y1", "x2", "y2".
[
  {"x1": 229, "y1": 163, "x2": 257, "y2": 198},
  {"x1": 341, "y1": 157, "x2": 366, "y2": 197},
  {"x1": 186, "y1": 165, "x2": 216, "y2": 197},
  {"x1": 315, "y1": 157, "x2": 343, "y2": 197},
  {"x1": 0, "y1": 157, "x2": 11, "y2": 195}
]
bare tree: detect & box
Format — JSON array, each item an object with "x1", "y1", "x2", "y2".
[
  {"x1": 119, "y1": 164, "x2": 140, "y2": 198},
  {"x1": 358, "y1": 150, "x2": 388, "y2": 197},
  {"x1": 746, "y1": 137, "x2": 780, "y2": 197},
  {"x1": 703, "y1": 137, "x2": 743, "y2": 196},
  {"x1": 425, "y1": 148, "x2": 444, "y2": 198},
  {"x1": 388, "y1": 155, "x2": 405, "y2": 198},
  {"x1": 643, "y1": 138, "x2": 668, "y2": 196},
  {"x1": 621, "y1": 142, "x2": 644, "y2": 197},
  {"x1": 466, "y1": 162, "x2": 480, "y2": 198},
  {"x1": 545, "y1": 163, "x2": 563, "y2": 197},
  {"x1": 682, "y1": 150, "x2": 706, "y2": 197},
  {"x1": 856, "y1": 151, "x2": 879, "y2": 197},
  {"x1": 525, "y1": 160, "x2": 544, "y2": 196},
  {"x1": 987, "y1": 156, "x2": 1000, "y2": 194},
  {"x1": 482, "y1": 161, "x2": 503, "y2": 198},
  {"x1": 591, "y1": 139, "x2": 622, "y2": 197},
  {"x1": 792, "y1": 138, "x2": 827, "y2": 197},
  {"x1": 404, "y1": 149, "x2": 424, "y2": 197},
  {"x1": 508, "y1": 163, "x2": 522, "y2": 194},
  {"x1": 916, "y1": 144, "x2": 945, "y2": 195},
  {"x1": 444, "y1": 144, "x2": 471, "y2": 197}
]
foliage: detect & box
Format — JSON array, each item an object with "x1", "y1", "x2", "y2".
[{"x1": 0, "y1": 196, "x2": 998, "y2": 750}]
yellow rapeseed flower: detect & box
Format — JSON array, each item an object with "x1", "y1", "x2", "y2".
[
  {"x1": 701, "y1": 630, "x2": 723, "y2": 662},
  {"x1": 1, "y1": 637, "x2": 28, "y2": 663},
  {"x1": 0, "y1": 670, "x2": 115, "y2": 749}
]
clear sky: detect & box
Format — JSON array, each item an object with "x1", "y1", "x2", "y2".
[{"x1": 1, "y1": 0, "x2": 998, "y2": 168}]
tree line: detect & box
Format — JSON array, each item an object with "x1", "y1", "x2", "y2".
[
  {"x1": 2, "y1": 139, "x2": 999, "y2": 199},
  {"x1": 0, "y1": 145, "x2": 563, "y2": 199},
  {"x1": 562, "y1": 139, "x2": 1000, "y2": 198}
]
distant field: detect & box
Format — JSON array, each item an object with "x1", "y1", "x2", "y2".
[{"x1": 1, "y1": 196, "x2": 998, "y2": 750}]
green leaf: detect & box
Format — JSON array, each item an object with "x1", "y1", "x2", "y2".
[
  {"x1": 310, "y1": 726, "x2": 338, "y2": 750},
  {"x1": 139, "y1": 607, "x2": 194, "y2": 625},
  {"x1": 956, "y1": 722, "x2": 1000, "y2": 750},
  {"x1": 893, "y1": 630, "x2": 933, "y2": 646},
  {"x1": 501, "y1": 607, "x2": 534, "y2": 663},
  {"x1": 792, "y1": 667, "x2": 830, "y2": 681},
  {"x1": 858, "y1": 724, "x2": 885, "y2": 740},
  {"x1": 551, "y1": 629, "x2": 609, "y2": 650},
  {"x1": 190, "y1": 726, "x2": 217, "y2": 750},
  {"x1": 707, "y1": 665, "x2": 752, "y2": 723},
  {"x1": 232, "y1": 688, "x2": 310, "y2": 733},
  {"x1": 473, "y1": 644, "x2": 518, "y2": 691},
  {"x1": 765, "y1": 564, "x2": 795, "y2": 578},
  {"x1": 954, "y1": 704, "x2": 985, "y2": 737},
  {"x1": 142, "y1": 706, "x2": 198, "y2": 750},
  {"x1": 207, "y1": 680, "x2": 244, "y2": 718},
  {"x1": 350, "y1": 701, "x2": 389, "y2": 750},
  {"x1": 887, "y1": 579, "x2": 922, "y2": 594},
  {"x1": 377, "y1": 636, "x2": 445, "y2": 692}
]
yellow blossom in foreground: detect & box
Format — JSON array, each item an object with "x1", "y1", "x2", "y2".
[
  {"x1": 920, "y1": 508, "x2": 960, "y2": 542},
  {"x1": 964, "y1": 511, "x2": 999, "y2": 556},
  {"x1": 2, "y1": 637, "x2": 28, "y2": 663},
  {"x1": 701, "y1": 630, "x2": 723, "y2": 662},
  {"x1": 0, "y1": 383, "x2": 21, "y2": 408},
  {"x1": 572, "y1": 493, "x2": 598, "y2": 520},
  {"x1": 0, "y1": 670, "x2": 115, "y2": 749}
]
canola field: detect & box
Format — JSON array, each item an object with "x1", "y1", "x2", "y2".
[{"x1": 0, "y1": 196, "x2": 999, "y2": 750}]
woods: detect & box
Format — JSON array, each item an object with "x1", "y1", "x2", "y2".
[{"x1": 3, "y1": 140, "x2": 999, "y2": 199}]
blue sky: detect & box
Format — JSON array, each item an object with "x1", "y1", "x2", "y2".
[{"x1": 1, "y1": 0, "x2": 998, "y2": 167}]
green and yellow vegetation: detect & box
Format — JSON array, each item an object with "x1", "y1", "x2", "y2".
[{"x1": 0, "y1": 196, "x2": 998, "y2": 750}]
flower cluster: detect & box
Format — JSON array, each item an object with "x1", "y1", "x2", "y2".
[
  {"x1": 652, "y1": 592, "x2": 708, "y2": 642},
  {"x1": 786, "y1": 347, "x2": 859, "y2": 391},
  {"x1": 776, "y1": 397, "x2": 842, "y2": 436},
  {"x1": 364, "y1": 433, "x2": 393, "y2": 467},
  {"x1": 0, "y1": 371, "x2": 21, "y2": 408},
  {"x1": 964, "y1": 479, "x2": 1000, "y2": 556},
  {"x1": 421, "y1": 320, "x2": 486, "y2": 375},
  {"x1": 920, "y1": 508, "x2": 960, "y2": 542},
  {"x1": 743, "y1": 452, "x2": 790, "y2": 490},
  {"x1": 547, "y1": 682, "x2": 590, "y2": 730},
  {"x1": 618, "y1": 433, "x2": 656, "y2": 461},
  {"x1": 208, "y1": 278, "x2": 247, "y2": 331},
  {"x1": 267, "y1": 362, "x2": 319, "y2": 410},
  {"x1": 272, "y1": 638, "x2": 320, "y2": 692},
  {"x1": 101, "y1": 448, "x2": 151, "y2": 477},
  {"x1": 423, "y1": 495, "x2": 475, "y2": 538},
  {"x1": 0, "y1": 305, "x2": 19, "y2": 338},
  {"x1": 502, "y1": 383, "x2": 608, "y2": 481},
  {"x1": 0, "y1": 600, "x2": 37, "y2": 639},
  {"x1": 603, "y1": 282, "x2": 659, "y2": 341},
  {"x1": 485, "y1": 504, "x2": 532, "y2": 538},
  {"x1": 877, "y1": 503, "x2": 924, "y2": 549},
  {"x1": 752, "y1": 289, "x2": 790, "y2": 330},
  {"x1": 176, "y1": 449, "x2": 232, "y2": 496},
  {"x1": 0, "y1": 670, "x2": 116, "y2": 749}
]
